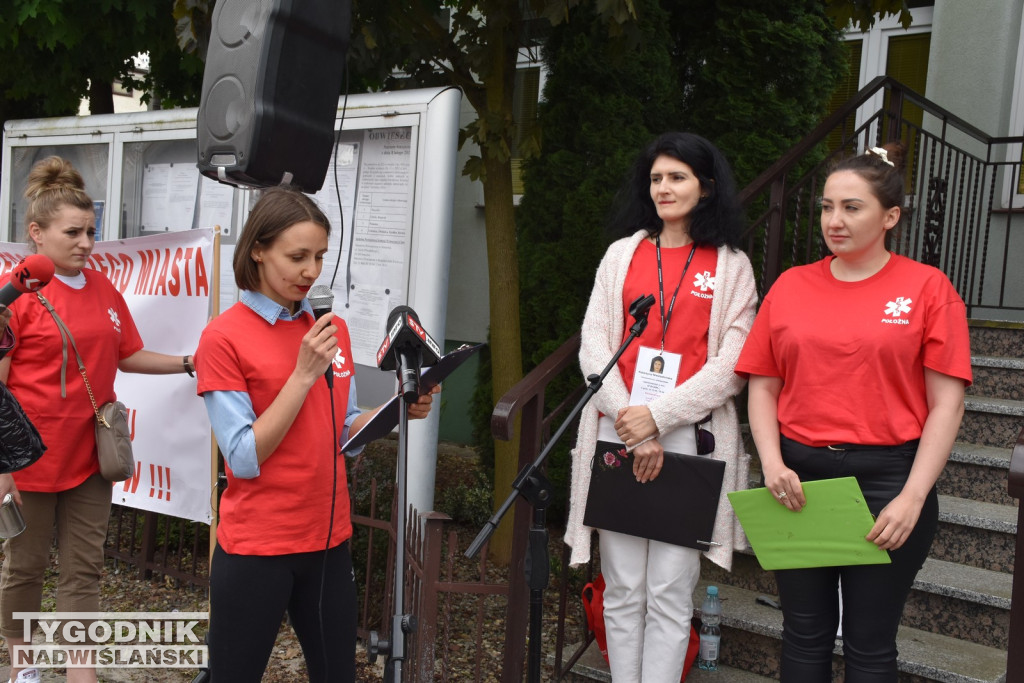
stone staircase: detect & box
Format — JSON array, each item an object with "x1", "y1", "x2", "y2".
[{"x1": 569, "y1": 321, "x2": 1021, "y2": 682}]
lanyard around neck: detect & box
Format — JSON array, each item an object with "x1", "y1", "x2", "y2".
[{"x1": 655, "y1": 235, "x2": 697, "y2": 351}]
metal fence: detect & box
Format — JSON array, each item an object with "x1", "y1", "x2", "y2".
[
  {"x1": 741, "y1": 75, "x2": 1024, "y2": 318},
  {"x1": 105, "y1": 506, "x2": 209, "y2": 588}
]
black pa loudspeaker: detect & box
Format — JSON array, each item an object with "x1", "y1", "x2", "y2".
[{"x1": 196, "y1": 0, "x2": 351, "y2": 193}]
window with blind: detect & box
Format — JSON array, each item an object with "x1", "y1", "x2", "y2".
[
  {"x1": 885, "y1": 33, "x2": 930, "y2": 131},
  {"x1": 824, "y1": 6, "x2": 933, "y2": 165},
  {"x1": 885, "y1": 33, "x2": 930, "y2": 188}
]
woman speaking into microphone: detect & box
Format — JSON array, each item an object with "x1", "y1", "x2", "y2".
[{"x1": 194, "y1": 186, "x2": 437, "y2": 683}]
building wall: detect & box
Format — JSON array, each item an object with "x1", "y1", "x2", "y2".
[
  {"x1": 927, "y1": 0, "x2": 1023, "y2": 136},
  {"x1": 927, "y1": 0, "x2": 1024, "y2": 323},
  {"x1": 437, "y1": 99, "x2": 489, "y2": 444},
  {"x1": 444, "y1": 97, "x2": 490, "y2": 346}
]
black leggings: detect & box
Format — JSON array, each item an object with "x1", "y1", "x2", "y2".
[
  {"x1": 208, "y1": 541, "x2": 357, "y2": 683},
  {"x1": 774, "y1": 437, "x2": 938, "y2": 683}
]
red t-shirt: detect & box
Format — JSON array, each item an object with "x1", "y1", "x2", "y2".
[
  {"x1": 735, "y1": 255, "x2": 973, "y2": 446},
  {"x1": 195, "y1": 303, "x2": 355, "y2": 555},
  {"x1": 4, "y1": 272, "x2": 144, "y2": 492},
  {"x1": 618, "y1": 240, "x2": 716, "y2": 391}
]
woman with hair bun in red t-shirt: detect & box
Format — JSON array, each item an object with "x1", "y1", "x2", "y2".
[
  {"x1": 0, "y1": 156, "x2": 196, "y2": 683},
  {"x1": 736, "y1": 142, "x2": 973, "y2": 682}
]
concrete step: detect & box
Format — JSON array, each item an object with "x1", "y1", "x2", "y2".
[
  {"x1": 702, "y1": 549, "x2": 777, "y2": 596},
  {"x1": 968, "y1": 320, "x2": 1024, "y2": 357},
  {"x1": 904, "y1": 558, "x2": 1013, "y2": 649},
  {"x1": 968, "y1": 355, "x2": 1024, "y2": 402},
  {"x1": 692, "y1": 580, "x2": 1008, "y2": 682},
  {"x1": 939, "y1": 442, "x2": 1015, "y2": 506},
  {"x1": 933, "y1": 495, "x2": 1017, "y2": 573},
  {"x1": 960, "y1": 395, "x2": 1024, "y2": 449},
  {"x1": 704, "y1": 551, "x2": 1012, "y2": 650},
  {"x1": 560, "y1": 640, "x2": 775, "y2": 682}
]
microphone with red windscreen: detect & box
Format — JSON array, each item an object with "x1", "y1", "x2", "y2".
[{"x1": 0, "y1": 255, "x2": 55, "y2": 307}]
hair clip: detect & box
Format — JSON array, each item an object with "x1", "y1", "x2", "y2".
[{"x1": 868, "y1": 147, "x2": 895, "y2": 167}]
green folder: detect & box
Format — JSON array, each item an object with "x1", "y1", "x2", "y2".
[{"x1": 727, "y1": 477, "x2": 891, "y2": 570}]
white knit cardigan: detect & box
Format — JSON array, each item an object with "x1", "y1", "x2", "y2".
[{"x1": 564, "y1": 230, "x2": 758, "y2": 571}]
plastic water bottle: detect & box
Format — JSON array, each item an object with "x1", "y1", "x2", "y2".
[{"x1": 698, "y1": 585, "x2": 722, "y2": 671}]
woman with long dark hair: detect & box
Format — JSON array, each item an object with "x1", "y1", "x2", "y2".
[{"x1": 565, "y1": 132, "x2": 757, "y2": 681}]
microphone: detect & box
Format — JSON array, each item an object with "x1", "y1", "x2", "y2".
[
  {"x1": 0, "y1": 255, "x2": 55, "y2": 307},
  {"x1": 307, "y1": 284, "x2": 335, "y2": 389},
  {"x1": 376, "y1": 305, "x2": 441, "y2": 402}
]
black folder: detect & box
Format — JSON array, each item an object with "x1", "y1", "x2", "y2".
[
  {"x1": 341, "y1": 343, "x2": 483, "y2": 453},
  {"x1": 583, "y1": 440, "x2": 725, "y2": 550}
]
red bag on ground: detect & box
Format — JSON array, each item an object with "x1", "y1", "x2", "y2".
[{"x1": 581, "y1": 573, "x2": 700, "y2": 681}]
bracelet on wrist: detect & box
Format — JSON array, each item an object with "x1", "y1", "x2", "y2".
[
  {"x1": 625, "y1": 434, "x2": 656, "y2": 453},
  {"x1": 183, "y1": 355, "x2": 195, "y2": 377}
]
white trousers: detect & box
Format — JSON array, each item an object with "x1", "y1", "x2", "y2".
[{"x1": 599, "y1": 529, "x2": 701, "y2": 682}]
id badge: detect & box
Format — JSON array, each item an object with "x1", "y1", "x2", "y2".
[
  {"x1": 629, "y1": 346, "x2": 681, "y2": 406},
  {"x1": 624, "y1": 346, "x2": 696, "y2": 454}
]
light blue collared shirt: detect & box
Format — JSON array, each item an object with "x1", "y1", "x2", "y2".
[{"x1": 202, "y1": 290, "x2": 363, "y2": 479}]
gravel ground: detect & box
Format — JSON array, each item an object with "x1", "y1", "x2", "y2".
[
  {"x1": 0, "y1": 531, "x2": 585, "y2": 682},
  {"x1": 0, "y1": 563, "x2": 380, "y2": 682},
  {"x1": 0, "y1": 441, "x2": 587, "y2": 681}
]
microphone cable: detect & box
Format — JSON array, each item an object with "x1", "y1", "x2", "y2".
[
  {"x1": 324, "y1": 60, "x2": 351, "y2": 295},
  {"x1": 316, "y1": 57, "x2": 351, "y2": 682},
  {"x1": 317, "y1": 382, "x2": 340, "y2": 681}
]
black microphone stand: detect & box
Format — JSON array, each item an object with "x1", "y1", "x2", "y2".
[
  {"x1": 465, "y1": 293, "x2": 656, "y2": 682},
  {"x1": 370, "y1": 354, "x2": 420, "y2": 682}
]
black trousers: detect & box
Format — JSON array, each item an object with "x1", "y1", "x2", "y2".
[
  {"x1": 209, "y1": 540, "x2": 358, "y2": 683},
  {"x1": 774, "y1": 436, "x2": 938, "y2": 683}
]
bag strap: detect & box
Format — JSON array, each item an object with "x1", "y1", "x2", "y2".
[{"x1": 35, "y1": 293, "x2": 106, "y2": 426}]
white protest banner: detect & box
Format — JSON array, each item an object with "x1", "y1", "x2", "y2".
[{"x1": 0, "y1": 229, "x2": 214, "y2": 524}]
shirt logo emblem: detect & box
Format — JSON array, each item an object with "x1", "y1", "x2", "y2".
[
  {"x1": 693, "y1": 271, "x2": 715, "y2": 292},
  {"x1": 332, "y1": 350, "x2": 346, "y2": 372},
  {"x1": 885, "y1": 297, "x2": 912, "y2": 317},
  {"x1": 108, "y1": 308, "x2": 122, "y2": 333},
  {"x1": 881, "y1": 296, "x2": 912, "y2": 326}
]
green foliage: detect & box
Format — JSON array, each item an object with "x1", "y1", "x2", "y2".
[
  {"x1": 518, "y1": 0, "x2": 677, "y2": 367},
  {"x1": 514, "y1": 0, "x2": 847, "y2": 379},
  {"x1": 469, "y1": 338, "x2": 495, "y2": 474},
  {"x1": 349, "y1": 0, "x2": 638, "y2": 177},
  {"x1": 0, "y1": 1, "x2": 207, "y2": 117},
  {"x1": 499, "y1": 0, "x2": 678, "y2": 523},
  {"x1": 826, "y1": 0, "x2": 913, "y2": 31},
  {"x1": 669, "y1": 0, "x2": 846, "y2": 190},
  {"x1": 435, "y1": 475, "x2": 493, "y2": 527}
]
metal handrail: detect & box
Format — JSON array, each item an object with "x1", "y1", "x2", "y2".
[
  {"x1": 1007, "y1": 427, "x2": 1024, "y2": 681},
  {"x1": 740, "y1": 76, "x2": 994, "y2": 207}
]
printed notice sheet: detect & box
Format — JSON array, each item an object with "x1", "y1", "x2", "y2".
[{"x1": 313, "y1": 127, "x2": 417, "y2": 366}]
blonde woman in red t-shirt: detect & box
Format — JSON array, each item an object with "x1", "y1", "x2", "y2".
[
  {"x1": 736, "y1": 143, "x2": 972, "y2": 681},
  {"x1": 0, "y1": 157, "x2": 196, "y2": 683}
]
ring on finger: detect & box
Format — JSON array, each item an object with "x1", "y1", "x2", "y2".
[{"x1": 776, "y1": 490, "x2": 787, "y2": 500}]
